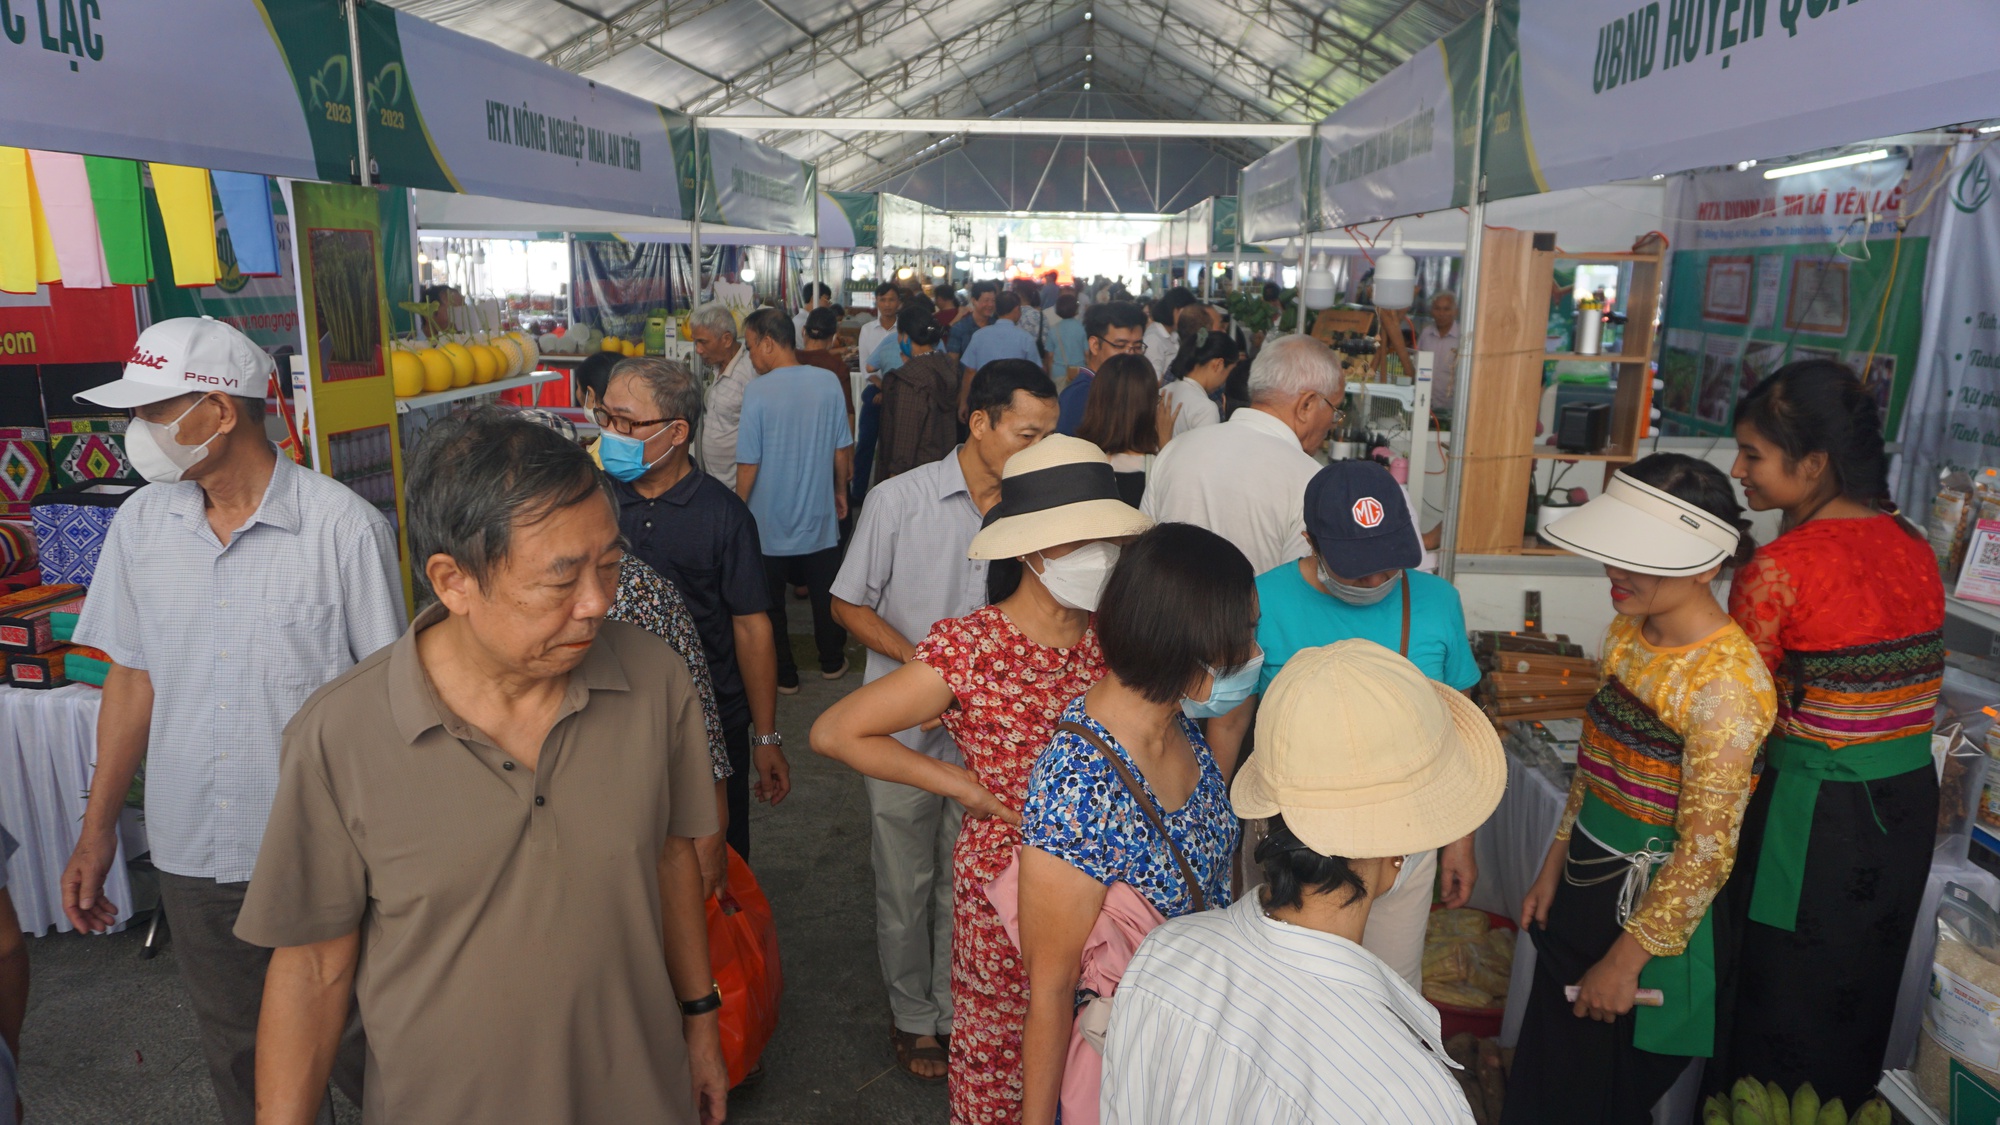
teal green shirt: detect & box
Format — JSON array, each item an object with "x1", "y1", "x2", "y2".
[{"x1": 1253, "y1": 562, "x2": 1479, "y2": 694}]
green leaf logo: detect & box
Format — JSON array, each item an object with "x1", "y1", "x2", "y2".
[
  {"x1": 1956, "y1": 159, "x2": 1992, "y2": 214},
  {"x1": 306, "y1": 55, "x2": 350, "y2": 111},
  {"x1": 367, "y1": 62, "x2": 405, "y2": 110}
]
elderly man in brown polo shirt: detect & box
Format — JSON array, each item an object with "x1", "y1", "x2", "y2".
[{"x1": 235, "y1": 410, "x2": 729, "y2": 1125}]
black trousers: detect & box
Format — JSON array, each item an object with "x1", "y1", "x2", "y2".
[
  {"x1": 763, "y1": 545, "x2": 846, "y2": 685},
  {"x1": 724, "y1": 722, "x2": 751, "y2": 859},
  {"x1": 155, "y1": 873, "x2": 366, "y2": 1125}
]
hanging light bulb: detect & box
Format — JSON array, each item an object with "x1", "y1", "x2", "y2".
[
  {"x1": 739, "y1": 267, "x2": 757, "y2": 283},
  {"x1": 1372, "y1": 227, "x2": 1416, "y2": 310},
  {"x1": 1302, "y1": 252, "x2": 1337, "y2": 311},
  {"x1": 931, "y1": 265, "x2": 947, "y2": 277}
]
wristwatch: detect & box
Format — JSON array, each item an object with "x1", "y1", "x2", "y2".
[
  {"x1": 752, "y1": 731, "x2": 783, "y2": 747},
  {"x1": 679, "y1": 985, "x2": 723, "y2": 1017}
]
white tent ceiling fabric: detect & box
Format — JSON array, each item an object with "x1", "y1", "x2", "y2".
[{"x1": 379, "y1": 0, "x2": 1483, "y2": 196}]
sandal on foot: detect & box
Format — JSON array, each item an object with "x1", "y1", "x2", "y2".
[{"x1": 890, "y1": 1027, "x2": 948, "y2": 1084}]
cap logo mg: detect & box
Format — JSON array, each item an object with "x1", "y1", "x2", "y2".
[{"x1": 1352, "y1": 496, "x2": 1385, "y2": 528}]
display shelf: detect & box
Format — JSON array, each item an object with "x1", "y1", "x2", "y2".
[
  {"x1": 1975, "y1": 823, "x2": 2000, "y2": 858},
  {"x1": 1542, "y1": 352, "x2": 1649, "y2": 364},
  {"x1": 1949, "y1": 594, "x2": 2000, "y2": 635},
  {"x1": 1531, "y1": 444, "x2": 1636, "y2": 461},
  {"x1": 394, "y1": 370, "x2": 563, "y2": 414},
  {"x1": 1879, "y1": 1068, "x2": 1944, "y2": 1125},
  {"x1": 1554, "y1": 249, "x2": 1670, "y2": 263}
]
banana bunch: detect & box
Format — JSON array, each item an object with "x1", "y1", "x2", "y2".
[{"x1": 1703, "y1": 1080, "x2": 1890, "y2": 1125}]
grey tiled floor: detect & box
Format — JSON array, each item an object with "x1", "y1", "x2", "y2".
[{"x1": 18, "y1": 597, "x2": 949, "y2": 1124}]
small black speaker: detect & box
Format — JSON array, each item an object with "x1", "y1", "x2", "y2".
[{"x1": 1556, "y1": 401, "x2": 1610, "y2": 454}]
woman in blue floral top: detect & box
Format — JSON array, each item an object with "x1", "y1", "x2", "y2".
[{"x1": 1015, "y1": 523, "x2": 1257, "y2": 1125}]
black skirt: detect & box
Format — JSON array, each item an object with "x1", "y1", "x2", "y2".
[
  {"x1": 1705, "y1": 759, "x2": 1937, "y2": 1106},
  {"x1": 1500, "y1": 832, "x2": 1703, "y2": 1125}
]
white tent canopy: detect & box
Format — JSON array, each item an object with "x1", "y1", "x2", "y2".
[
  {"x1": 1283, "y1": 183, "x2": 1667, "y2": 255},
  {"x1": 414, "y1": 189, "x2": 815, "y2": 246}
]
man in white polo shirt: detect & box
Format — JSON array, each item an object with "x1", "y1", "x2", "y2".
[{"x1": 59, "y1": 318, "x2": 405, "y2": 1124}]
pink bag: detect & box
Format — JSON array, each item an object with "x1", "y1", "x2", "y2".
[{"x1": 986, "y1": 850, "x2": 1166, "y2": 1125}]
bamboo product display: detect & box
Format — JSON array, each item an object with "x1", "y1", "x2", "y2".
[{"x1": 1473, "y1": 630, "x2": 1597, "y2": 720}]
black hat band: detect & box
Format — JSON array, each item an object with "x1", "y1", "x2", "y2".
[{"x1": 980, "y1": 461, "x2": 1121, "y2": 528}]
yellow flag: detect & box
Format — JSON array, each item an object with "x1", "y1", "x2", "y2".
[
  {"x1": 0, "y1": 148, "x2": 39, "y2": 294},
  {"x1": 149, "y1": 163, "x2": 222, "y2": 288}
]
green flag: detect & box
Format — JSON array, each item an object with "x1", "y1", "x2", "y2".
[{"x1": 83, "y1": 156, "x2": 152, "y2": 286}]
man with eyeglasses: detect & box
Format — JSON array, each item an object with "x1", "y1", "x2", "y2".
[
  {"x1": 1140, "y1": 334, "x2": 1350, "y2": 575},
  {"x1": 1054, "y1": 299, "x2": 1148, "y2": 436},
  {"x1": 599, "y1": 357, "x2": 784, "y2": 867}
]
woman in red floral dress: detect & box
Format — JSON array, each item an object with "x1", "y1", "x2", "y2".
[{"x1": 811, "y1": 436, "x2": 1151, "y2": 1123}]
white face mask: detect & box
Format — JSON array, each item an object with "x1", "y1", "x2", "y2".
[
  {"x1": 1028, "y1": 541, "x2": 1121, "y2": 612},
  {"x1": 126, "y1": 396, "x2": 223, "y2": 484},
  {"x1": 1318, "y1": 557, "x2": 1402, "y2": 606}
]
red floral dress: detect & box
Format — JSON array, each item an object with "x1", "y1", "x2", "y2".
[{"x1": 914, "y1": 604, "x2": 1106, "y2": 1125}]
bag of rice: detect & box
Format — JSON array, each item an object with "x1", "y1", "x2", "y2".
[{"x1": 1916, "y1": 883, "x2": 2000, "y2": 1114}]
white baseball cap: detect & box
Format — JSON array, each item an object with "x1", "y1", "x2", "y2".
[{"x1": 76, "y1": 317, "x2": 274, "y2": 409}]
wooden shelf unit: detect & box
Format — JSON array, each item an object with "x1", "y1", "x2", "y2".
[{"x1": 1453, "y1": 232, "x2": 1667, "y2": 555}]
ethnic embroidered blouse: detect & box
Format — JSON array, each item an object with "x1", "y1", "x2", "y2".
[
  {"x1": 1727, "y1": 513, "x2": 1944, "y2": 749},
  {"x1": 1556, "y1": 615, "x2": 1776, "y2": 957}
]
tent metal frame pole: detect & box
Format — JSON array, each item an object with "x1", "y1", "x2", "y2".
[
  {"x1": 1437, "y1": 0, "x2": 1497, "y2": 585},
  {"x1": 690, "y1": 140, "x2": 705, "y2": 379},
  {"x1": 1295, "y1": 231, "x2": 1309, "y2": 336},
  {"x1": 345, "y1": 0, "x2": 371, "y2": 186}
]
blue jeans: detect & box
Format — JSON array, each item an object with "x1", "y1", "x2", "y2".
[{"x1": 851, "y1": 382, "x2": 881, "y2": 509}]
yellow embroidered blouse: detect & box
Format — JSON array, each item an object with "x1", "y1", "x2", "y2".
[{"x1": 1554, "y1": 615, "x2": 1777, "y2": 957}]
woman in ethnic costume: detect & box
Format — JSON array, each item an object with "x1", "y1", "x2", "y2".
[
  {"x1": 1503, "y1": 454, "x2": 1775, "y2": 1124},
  {"x1": 1711, "y1": 361, "x2": 1943, "y2": 1104}
]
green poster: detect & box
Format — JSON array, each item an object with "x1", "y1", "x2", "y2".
[
  {"x1": 256, "y1": 0, "x2": 364, "y2": 183},
  {"x1": 831, "y1": 191, "x2": 879, "y2": 248}
]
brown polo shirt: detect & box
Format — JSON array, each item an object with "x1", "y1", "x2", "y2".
[{"x1": 236, "y1": 605, "x2": 718, "y2": 1125}]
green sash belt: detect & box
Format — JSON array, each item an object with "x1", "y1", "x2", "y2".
[
  {"x1": 1747, "y1": 731, "x2": 1932, "y2": 932},
  {"x1": 1576, "y1": 793, "x2": 1715, "y2": 1057}
]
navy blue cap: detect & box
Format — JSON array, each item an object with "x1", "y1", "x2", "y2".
[{"x1": 1304, "y1": 461, "x2": 1421, "y2": 578}]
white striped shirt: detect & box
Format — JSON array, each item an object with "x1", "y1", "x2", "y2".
[
  {"x1": 72, "y1": 454, "x2": 406, "y2": 882},
  {"x1": 1102, "y1": 892, "x2": 1474, "y2": 1125}
]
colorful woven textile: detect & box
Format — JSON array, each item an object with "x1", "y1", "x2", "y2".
[
  {"x1": 48, "y1": 420, "x2": 135, "y2": 488},
  {"x1": 0, "y1": 520, "x2": 33, "y2": 577},
  {"x1": 0, "y1": 428, "x2": 50, "y2": 517},
  {"x1": 30, "y1": 501, "x2": 117, "y2": 587}
]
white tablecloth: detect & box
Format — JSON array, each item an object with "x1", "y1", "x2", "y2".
[{"x1": 0, "y1": 684, "x2": 135, "y2": 935}]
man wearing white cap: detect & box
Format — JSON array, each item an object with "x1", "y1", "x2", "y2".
[
  {"x1": 59, "y1": 317, "x2": 405, "y2": 1124},
  {"x1": 1102, "y1": 640, "x2": 1503, "y2": 1125}
]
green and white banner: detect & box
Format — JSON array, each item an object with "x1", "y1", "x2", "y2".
[
  {"x1": 824, "y1": 190, "x2": 878, "y2": 248},
  {"x1": 0, "y1": 0, "x2": 355, "y2": 181},
  {"x1": 358, "y1": 5, "x2": 691, "y2": 219},
  {"x1": 1656, "y1": 152, "x2": 1936, "y2": 439},
  {"x1": 1240, "y1": 139, "x2": 1311, "y2": 245},
  {"x1": 699, "y1": 128, "x2": 815, "y2": 237},
  {"x1": 1898, "y1": 146, "x2": 2000, "y2": 514},
  {"x1": 1510, "y1": 0, "x2": 2000, "y2": 196}
]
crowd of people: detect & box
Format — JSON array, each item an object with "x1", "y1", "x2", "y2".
[{"x1": 0, "y1": 271, "x2": 1942, "y2": 1125}]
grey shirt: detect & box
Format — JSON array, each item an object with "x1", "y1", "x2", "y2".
[
  {"x1": 72, "y1": 454, "x2": 407, "y2": 882},
  {"x1": 829, "y1": 449, "x2": 987, "y2": 759}
]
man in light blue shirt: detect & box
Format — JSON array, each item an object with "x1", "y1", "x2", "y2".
[
  {"x1": 736, "y1": 308, "x2": 855, "y2": 693},
  {"x1": 958, "y1": 291, "x2": 1045, "y2": 418},
  {"x1": 62, "y1": 317, "x2": 403, "y2": 1124},
  {"x1": 1208, "y1": 460, "x2": 1480, "y2": 990}
]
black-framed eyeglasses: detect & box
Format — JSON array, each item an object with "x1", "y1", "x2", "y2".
[
  {"x1": 1090, "y1": 335, "x2": 1147, "y2": 355},
  {"x1": 593, "y1": 409, "x2": 679, "y2": 436}
]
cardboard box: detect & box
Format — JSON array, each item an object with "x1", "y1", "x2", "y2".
[{"x1": 0, "y1": 583, "x2": 87, "y2": 653}]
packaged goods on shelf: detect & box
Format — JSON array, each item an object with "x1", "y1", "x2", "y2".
[{"x1": 0, "y1": 583, "x2": 85, "y2": 654}]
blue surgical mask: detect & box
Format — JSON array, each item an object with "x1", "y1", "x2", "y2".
[
  {"x1": 1182, "y1": 648, "x2": 1265, "y2": 718},
  {"x1": 900, "y1": 338, "x2": 913, "y2": 357},
  {"x1": 599, "y1": 423, "x2": 675, "y2": 482}
]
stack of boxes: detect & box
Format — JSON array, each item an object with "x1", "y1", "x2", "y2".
[{"x1": 0, "y1": 583, "x2": 107, "y2": 689}]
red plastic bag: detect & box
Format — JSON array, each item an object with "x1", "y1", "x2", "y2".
[{"x1": 706, "y1": 847, "x2": 782, "y2": 1087}]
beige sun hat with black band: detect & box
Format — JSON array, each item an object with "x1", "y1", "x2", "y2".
[
  {"x1": 966, "y1": 434, "x2": 1154, "y2": 560},
  {"x1": 1232, "y1": 639, "x2": 1505, "y2": 859},
  {"x1": 1539, "y1": 471, "x2": 1741, "y2": 577}
]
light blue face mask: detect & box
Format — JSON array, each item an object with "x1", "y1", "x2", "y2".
[
  {"x1": 1182, "y1": 649, "x2": 1265, "y2": 719},
  {"x1": 900, "y1": 338, "x2": 913, "y2": 357},
  {"x1": 599, "y1": 423, "x2": 674, "y2": 482}
]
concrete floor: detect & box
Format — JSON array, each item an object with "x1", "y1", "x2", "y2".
[{"x1": 15, "y1": 604, "x2": 951, "y2": 1124}]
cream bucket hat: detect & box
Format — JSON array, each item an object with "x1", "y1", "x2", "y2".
[
  {"x1": 1233, "y1": 639, "x2": 1506, "y2": 859},
  {"x1": 966, "y1": 434, "x2": 1153, "y2": 560}
]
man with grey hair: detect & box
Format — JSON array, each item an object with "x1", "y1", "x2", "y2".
[
  {"x1": 1140, "y1": 333, "x2": 1347, "y2": 574},
  {"x1": 239, "y1": 410, "x2": 728, "y2": 1125},
  {"x1": 603, "y1": 356, "x2": 784, "y2": 864},
  {"x1": 61, "y1": 317, "x2": 404, "y2": 1124},
  {"x1": 689, "y1": 301, "x2": 758, "y2": 491}
]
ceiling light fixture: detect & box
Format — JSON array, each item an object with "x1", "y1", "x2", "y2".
[
  {"x1": 1761, "y1": 148, "x2": 1891, "y2": 179},
  {"x1": 1083, "y1": 81, "x2": 1092, "y2": 89},
  {"x1": 1084, "y1": 53, "x2": 1093, "y2": 60},
  {"x1": 1979, "y1": 123, "x2": 2000, "y2": 134},
  {"x1": 1083, "y1": 10, "x2": 1092, "y2": 18}
]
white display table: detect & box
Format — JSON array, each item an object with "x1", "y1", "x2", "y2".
[{"x1": 0, "y1": 683, "x2": 136, "y2": 935}]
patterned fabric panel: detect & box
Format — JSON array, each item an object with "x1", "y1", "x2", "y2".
[
  {"x1": 1777, "y1": 630, "x2": 1944, "y2": 746},
  {"x1": 1578, "y1": 674, "x2": 1687, "y2": 829},
  {"x1": 0, "y1": 429, "x2": 49, "y2": 518},
  {"x1": 29, "y1": 503, "x2": 117, "y2": 587}
]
